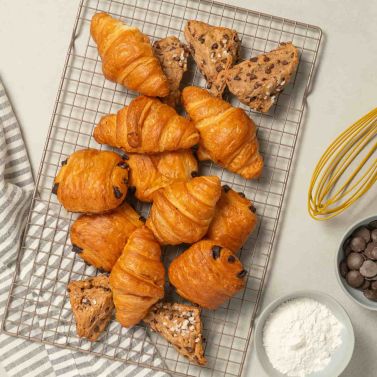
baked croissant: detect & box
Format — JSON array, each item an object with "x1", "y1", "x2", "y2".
[
  {"x1": 53, "y1": 149, "x2": 129, "y2": 213},
  {"x1": 169, "y1": 240, "x2": 247, "y2": 309},
  {"x1": 93, "y1": 96, "x2": 199, "y2": 153},
  {"x1": 90, "y1": 12, "x2": 169, "y2": 97},
  {"x1": 109, "y1": 226, "x2": 165, "y2": 327},
  {"x1": 70, "y1": 203, "x2": 143, "y2": 272},
  {"x1": 206, "y1": 186, "x2": 257, "y2": 252},
  {"x1": 127, "y1": 151, "x2": 198, "y2": 202},
  {"x1": 146, "y1": 176, "x2": 221, "y2": 245},
  {"x1": 182, "y1": 86, "x2": 264, "y2": 180}
]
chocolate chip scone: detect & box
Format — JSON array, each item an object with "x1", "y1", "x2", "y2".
[
  {"x1": 153, "y1": 36, "x2": 189, "y2": 107},
  {"x1": 68, "y1": 275, "x2": 114, "y2": 341},
  {"x1": 144, "y1": 302, "x2": 207, "y2": 365},
  {"x1": 184, "y1": 20, "x2": 239, "y2": 97},
  {"x1": 226, "y1": 42, "x2": 299, "y2": 112}
]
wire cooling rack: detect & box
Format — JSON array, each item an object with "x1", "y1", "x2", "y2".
[{"x1": 1, "y1": 0, "x2": 322, "y2": 376}]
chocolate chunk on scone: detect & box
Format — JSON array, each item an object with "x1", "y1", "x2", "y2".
[
  {"x1": 68, "y1": 275, "x2": 114, "y2": 342},
  {"x1": 184, "y1": 20, "x2": 240, "y2": 97},
  {"x1": 144, "y1": 302, "x2": 207, "y2": 365},
  {"x1": 153, "y1": 36, "x2": 189, "y2": 107},
  {"x1": 226, "y1": 42, "x2": 299, "y2": 112}
]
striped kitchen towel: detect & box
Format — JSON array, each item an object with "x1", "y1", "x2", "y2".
[{"x1": 0, "y1": 78, "x2": 167, "y2": 377}]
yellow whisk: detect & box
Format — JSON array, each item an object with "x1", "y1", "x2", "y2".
[{"x1": 308, "y1": 107, "x2": 377, "y2": 221}]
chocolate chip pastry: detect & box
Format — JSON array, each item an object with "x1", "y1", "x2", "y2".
[
  {"x1": 144, "y1": 302, "x2": 207, "y2": 365},
  {"x1": 68, "y1": 275, "x2": 114, "y2": 341},
  {"x1": 184, "y1": 20, "x2": 240, "y2": 97},
  {"x1": 153, "y1": 36, "x2": 190, "y2": 107},
  {"x1": 70, "y1": 202, "x2": 143, "y2": 272},
  {"x1": 226, "y1": 42, "x2": 299, "y2": 112},
  {"x1": 206, "y1": 185, "x2": 257, "y2": 253},
  {"x1": 169, "y1": 240, "x2": 247, "y2": 309},
  {"x1": 53, "y1": 149, "x2": 129, "y2": 213}
]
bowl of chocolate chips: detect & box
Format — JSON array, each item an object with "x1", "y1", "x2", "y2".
[{"x1": 336, "y1": 216, "x2": 377, "y2": 310}]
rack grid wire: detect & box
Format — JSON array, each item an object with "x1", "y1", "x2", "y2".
[{"x1": 1, "y1": 0, "x2": 322, "y2": 376}]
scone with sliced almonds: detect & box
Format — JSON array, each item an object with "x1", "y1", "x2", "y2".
[
  {"x1": 144, "y1": 302, "x2": 207, "y2": 365},
  {"x1": 226, "y1": 42, "x2": 299, "y2": 112},
  {"x1": 184, "y1": 20, "x2": 240, "y2": 97},
  {"x1": 68, "y1": 275, "x2": 114, "y2": 341},
  {"x1": 153, "y1": 36, "x2": 190, "y2": 107}
]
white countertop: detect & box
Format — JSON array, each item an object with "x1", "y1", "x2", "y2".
[{"x1": 1, "y1": 0, "x2": 377, "y2": 376}]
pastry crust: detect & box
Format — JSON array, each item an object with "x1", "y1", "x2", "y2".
[
  {"x1": 93, "y1": 96, "x2": 199, "y2": 153},
  {"x1": 153, "y1": 36, "x2": 189, "y2": 107},
  {"x1": 68, "y1": 276, "x2": 114, "y2": 342},
  {"x1": 109, "y1": 226, "x2": 165, "y2": 328},
  {"x1": 206, "y1": 186, "x2": 257, "y2": 252},
  {"x1": 169, "y1": 240, "x2": 247, "y2": 309},
  {"x1": 70, "y1": 203, "x2": 143, "y2": 272},
  {"x1": 127, "y1": 151, "x2": 198, "y2": 202},
  {"x1": 184, "y1": 20, "x2": 239, "y2": 97},
  {"x1": 146, "y1": 176, "x2": 221, "y2": 245},
  {"x1": 226, "y1": 42, "x2": 299, "y2": 112},
  {"x1": 53, "y1": 149, "x2": 129, "y2": 213},
  {"x1": 144, "y1": 302, "x2": 207, "y2": 365},
  {"x1": 182, "y1": 86, "x2": 264, "y2": 180},
  {"x1": 90, "y1": 12, "x2": 169, "y2": 97}
]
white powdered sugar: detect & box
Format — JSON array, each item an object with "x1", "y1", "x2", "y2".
[{"x1": 263, "y1": 298, "x2": 343, "y2": 377}]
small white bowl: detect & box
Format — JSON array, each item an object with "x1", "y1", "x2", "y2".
[
  {"x1": 254, "y1": 291, "x2": 354, "y2": 377},
  {"x1": 335, "y1": 215, "x2": 377, "y2": 311}
]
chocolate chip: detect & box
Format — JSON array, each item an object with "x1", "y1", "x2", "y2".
[
  {"x1": 254, "y1": 82, "x2": 262, "y2": 89},
  {"x1": 122, "y1": 154, "x2": 129, "y2": 160},
  {"x1": 346, "y1": 270, "x2": 364, "y2": 288},
  {"x1": 248, "y1": 96, "x2": 257, "y2": 102},
  {"x1": 353, "y1": 227, "x2": 371, "y2": 243},
  {"x1": 265, "y1": 68, "x2": 272, "y2": 74},
  {"x1": 339, "y1": 261, "x2": 349, "y2": 278},
  {"x1": 212, "y1": 245, "x2": 222, "y2": 259},
  {"x1": 52, "y1": 182, "x2": 59, "y2": 195},
  {"x1": 173, "y1": 56, "x2": 181, "y2": 61},
  {"x1": 191, "y1": 171, "x2": 198, "y2": 177},
  {"x1": 360, "y1": 260, "x2": 377, "y2": 278},
  {"x1": 223, "y1": 34, "x2": 230, "y2": 41},
  {"x1": 186, "y1": 347, "x2": 193, "y2": 352},
  {"x1": 233, "y1": 75, "x2": 241, "y2": 80},
  {"x1": 263, "y1": 56, "x2": 270, "y2": 62},
  {"x1": 222, "y1": 185, "x2": 231, "y2": 193},
  {"x1": 238, "y1": 269, "x2": 247, "y2": 278},
  {"x1": 350, "y1": 236, "x2": 366, "y2": 252},
  {"x1": 280, "y1": 42, "x2": 287, "y2": 46},
  {"x1": 72, "y1": 244, "x2": 83, "y2": 254},
  {"x1": 67, "y1": 287, "x2": 71, "y2": 293},
  {"x1": 282, "y1": 60, "x2": 288, "y2": 65},
  {"x1": 61, "y1": 159, "x2": 68, "y2": 166},
  {"x1": 128, "y1": 186, "x2": 136, "y2": 195},
  {"x1": 198, "y1": 35, "x2": 205, "y2": 44},
  {"x1": 249, "y1": 205, "x2": 257, "y2": 213},
  {"x1": 216, "y1": 65, "x2": 223, "y2": 72},
  {"x1": 211, "y1": 42, "x2": 218, "y2": 49},
  {"x1": 139, "y1": 216, "x2": 146, "y2": 223},
  {"x1": 238, "y1": 192, "x2": 245, "y2": 198},
  {"x1": 228, "y1": 255, "x2": 236, "y2": 263},
  {"x1": 247, "y1": 73, "x2": 257, "y2": 80},
  {"x1": 117, "y1": 161, "x2": 129, "y2": 169},
  {"x1": 347, "y1": 252, "x2": 365, "y2": 270},
  {"x1": 363, "y1": 289, "x2": 377, "y2": 301},
  {"x1": 250, "y1": 57, "x2": 258, "y2": 62},
  {"x1": 113, "y1": 186, "x2": 122, "y2": 199},
  {"x1": 206, "y1": 83, "x2": 212, "y2": 89}
]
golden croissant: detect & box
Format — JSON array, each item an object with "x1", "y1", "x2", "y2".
[
  {"x1": 53, "y1": 149, "x2": 129, "y2": 213},
  {"x1": 146, "y1": 176, "x2": 221, "y2": 245},
  {"x1": 93, "y1": 96, "x2": 199, "y2": 153},
  {"x1": 127, "y1": 150, "x2": 198, "y2": 202},
  {"x1": 182, "y1": 86, "x2": 264, "y2": 179},
  {"x1": 169, "y1": 240, "x2": 247, "y2": 309},
  {"x1": 70, "y1": 203, "x2": 143, "y2": 272},
  {"x1": 206, "y1": 185, "x2": 257, "y2": 252},
  {"x1": 109, "y1": 226, "x2": 165, "y2": 327},
  {"x1": 90, "y1": 12, "x2": 169, "y2": 97}
]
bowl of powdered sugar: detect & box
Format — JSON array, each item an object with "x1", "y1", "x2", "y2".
[{"x1": 254, "y1": 291, "x2": 354, "y2": 377}]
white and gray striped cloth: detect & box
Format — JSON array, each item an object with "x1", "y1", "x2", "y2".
[{"x1": 0, "y1": 78, "x2": 167, "y2": 377}]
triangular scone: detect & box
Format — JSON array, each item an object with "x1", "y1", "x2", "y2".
[
  {"x1": 144, "y1": 302, "x2": 207, "y2": 365},
  {"x1": 153, "y1": 36, "x2": 189, "y2": 107},
  {"x1": 226, "y1": 42, "x2": 299, "y2": 112},
  {"x1": 68, "y1": 275, "x2": 114, "y2": 341},
  {"x1": 184, "y1": 20, "x2": 240, "y2": 97}
]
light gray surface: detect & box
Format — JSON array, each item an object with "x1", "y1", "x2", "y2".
[{"x1": 0, "y1": 1, "x2": 376, "y2": 376}]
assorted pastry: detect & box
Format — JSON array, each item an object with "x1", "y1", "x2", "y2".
[{"x1": 52, "y1": 11, "x2": 302, "y2": 365}]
